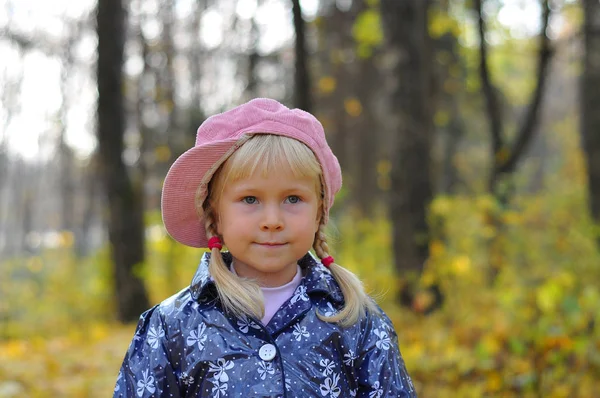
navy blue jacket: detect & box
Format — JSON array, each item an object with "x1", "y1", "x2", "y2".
[{"x1": 114, "y1": 253, "x2": 416, "y2": 397}]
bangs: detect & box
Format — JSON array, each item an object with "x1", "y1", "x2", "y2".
[
  {"x1": 224, "y1": 134, "x2": 322, "y2": 183},
  {"x1": 205, "y1": 134, "x2": 324, "y2": 210}
]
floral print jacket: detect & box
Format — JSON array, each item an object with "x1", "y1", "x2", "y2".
[{"x1": 113, "y1": 252, "x2": 416, "y2": 397}]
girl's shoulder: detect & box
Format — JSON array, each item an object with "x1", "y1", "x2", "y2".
[
  {"x1": 139, "y1": 286, "x2": 217, "y2": 329},
  {"x1": 356, "y1": 302, "x2": 399, "y2": 341}
]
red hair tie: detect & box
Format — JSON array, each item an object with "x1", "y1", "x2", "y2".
[
  {"x1": 321, "y1": 256, "x2": 335, "y2": 268},
  {"x1": 208, "y1": 236, "x2": 223, "y2": 250}
]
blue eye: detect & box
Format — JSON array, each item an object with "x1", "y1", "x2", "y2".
[
  {"x1": 243, "y1": 196, "x2": 257, "y2": 204},
  {"x1": 287, "y1": 196, "x2": 300, "y2": 204}
]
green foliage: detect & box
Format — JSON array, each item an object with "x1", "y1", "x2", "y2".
[
  {"x1": 488, "y1": 38, "x2": 540, "y2": 107},
  {"x1": 352, "y1": 9, "x2": 383, "y2": 58},
  {"x1": 429, "y1": 8, "x2": 462, "y2": 39},
  {"x1": 1, "y1": 190, "x2": 600, "y2": 396}
]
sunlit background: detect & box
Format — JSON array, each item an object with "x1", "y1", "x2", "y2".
[{"x1": 1, "y1": 0, "x2": 599, "y2": 396}]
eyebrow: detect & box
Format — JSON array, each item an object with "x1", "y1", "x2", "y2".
[{"x1": 229, "y1": 184, "x2": 316, "y2": 195}]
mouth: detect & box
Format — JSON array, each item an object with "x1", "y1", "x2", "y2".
[{"x1": 257, "y1": 242, "x2": 287, "y2": 247}]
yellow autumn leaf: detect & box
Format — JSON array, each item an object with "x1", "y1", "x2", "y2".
[
  {"x1": 452, "y1": 255, "x2": 471, "y2": 275},
  {"x1": 429, "y1": 10, "x2": 460, "y2": 39},
  {"x1": 429, "y1": 240, "x2": 445, "y2": 258},
  {"x1": 482, "y1": 334, "x2": 501, "y2": 355},
  {"x1": 434, "y1": 110, "x2": 450, "y2": 127},
  {"x1": 0, "y1": 341, "x2": 28, "y2": 359},
  {"x1": 155, "y1": 145, "x2": 172, "y2": 163},
  {"x1": 495, "y1": 147, "x2": 510, "y2": 164},
  {"x1": 377, "y1": 159, "x2": 391, "y2": 175},
  {"x1": 502, "y1": 211, "x2": 522, "y2": 225},
  {"x1": 59, "y1": 231, "x2": 75, "y2": 248},
  {"x1": 344, "y1": 98, "x2": 363, "y2": 117},
  {"x1": 536, "y1": 280, "x2": 562, "y2": 313},
  {"x1": 352, "y1": 9, "x2": 383, "y2": 47},
  {"x1": 27, "y1": 256, "x2": 44, "y2": 273},
  {"x1": 486, "y1": 371, "x2": 503, "y2": 392},
  {"x1": 430, "y1": 196, "x2": 452, "y2": 215},
  {"x1": 377, "y1": 175, "x2": 391, "y2": 191},
  {"x1": 318, "y1": 76, "x2": 336, "y2": 95}
]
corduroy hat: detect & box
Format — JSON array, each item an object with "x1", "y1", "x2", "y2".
[{"x1": 161, "y1": 98, "x2": 342, "y2": 248}]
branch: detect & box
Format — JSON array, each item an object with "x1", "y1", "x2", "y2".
[
  {"x1": 0, "y1": 28, "x2": 62, "y2": 56},
  {"x1": 475, "y1": 0, "x2": 503, "y2": 156},
  {"x1": 501, "y1": 0, "x2": 553, "y2": 174},
  {"x1": 291, "y1": 0, "x2": 311, "y2": 112},
  {"x1": 0, "y1": 14, "x2": 93, "y2": 57}
]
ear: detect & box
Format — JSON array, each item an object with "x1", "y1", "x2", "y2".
[{"x1": 206, "y1": 200, "x2": 222, "y2": 236}]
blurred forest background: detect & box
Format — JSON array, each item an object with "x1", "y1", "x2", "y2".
[{"x1": 1, "y1": 0, "x2": 600, "y2": 396}]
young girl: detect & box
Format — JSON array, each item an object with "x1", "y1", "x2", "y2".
[{"x1": 114, "y1": 98, "x2": 416, "y2": 397}]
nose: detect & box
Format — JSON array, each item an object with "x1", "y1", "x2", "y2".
[{"x1": 260, "y1": 204, "x2": 284, "y2": 231}]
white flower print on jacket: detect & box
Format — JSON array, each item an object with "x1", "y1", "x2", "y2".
[
  {"x1": 290, "y1": 285, "x2": 309, "y2": 304},
  {"x1": 369, "y1": 381, "x2": 384, "y2": 398},
  {"x1": 292, "y1": 324, "x2": 310, "y2": 341},
  {"x1": 343, "y1": 350, "x2": 357, "y2": 366},
  {"x1": 320, "y1": 373, "x2": 341, "y2": 397},
  {"x1": 186, "y1": 322, "x2": 207, "y2": 350},
  {"x1": 114, "y1": 372, "x2": 122, "y2": 392},
  {"x1": 211, "y1": 379, "x2": 228, "y2": 398},
  {"x1": 320, "y1": 358, "x2": 335, "y2": 376},
  {"x1": 237, "y1": 315, "x2": 261, "y2": 334},
  {"x1": 147, "y1": 325, "x2": 165, "y2": 349},
  {"x1": 136, "y1": 369, "x2": 155, "y2": 397},
  {"x1": 180, "y1": 372, "x2": 194, "y2": 387},
  {"x1": 209, "y1": 358, "x2": 234, "y2": 383},
  {"x1": 113, "y1": 253, "x2": 418, "y2": 397},
  {"x1": 322, "y1": 302, "x2": 337, "y2": 317},
  {"x1": 257, "y1": 361, "x2": 275, "y2": 380},
  {"x1": 374, "y1": 328, "x2": 391, "y2": 350}
]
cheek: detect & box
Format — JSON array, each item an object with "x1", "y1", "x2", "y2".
[
  {"x1": 298, "y1": 217, "x2": 319, "y2": 239},
  {"x1": 217, "y1": 205, "x2": 252, "y2": 236}
]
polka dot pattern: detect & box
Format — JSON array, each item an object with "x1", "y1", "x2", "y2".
[{"x1": 112, "y1": 253, "x2": 416, "y2": 397}]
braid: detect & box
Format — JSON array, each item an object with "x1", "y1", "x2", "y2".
[
  {"x1": 313, "y1": 224, "x2": 330, "y2": 259},
  {"x1": 203, "y1": 207, "x2": 219, "y2": 240},
  {"x1": 203, "y1": 202, "x2": 263, "y2": 319},
  {"x1": 313, "y1": 223, "x2": 378, "y2": 327}
]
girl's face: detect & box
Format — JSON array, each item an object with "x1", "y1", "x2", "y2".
[{"x1": 216, "y1": 165, "x2": 321, "y2": 287}]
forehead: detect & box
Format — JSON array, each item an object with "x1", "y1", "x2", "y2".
[
  {"x1": 223, "y1": 134, "x2": 322, "y2": 181},
  {"x1": 226, "y1": 165, "x2": 317, "y2": 192}
]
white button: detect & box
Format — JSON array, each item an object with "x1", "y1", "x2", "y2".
[{"x1": 259, "y1": 343, "x2": 277, "y2": 361}]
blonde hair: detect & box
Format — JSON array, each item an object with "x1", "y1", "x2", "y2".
[{"x1": 201, "y1": 134, "x2": 378, "y2": 327}]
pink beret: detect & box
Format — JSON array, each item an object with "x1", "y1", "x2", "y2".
[{"x1": 161, "y1": 98, "x2": 342, "y2": 248}]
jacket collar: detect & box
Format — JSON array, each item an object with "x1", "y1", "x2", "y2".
[{"x1": 190, "y1": 252, "x2": 344, "y2": 304}]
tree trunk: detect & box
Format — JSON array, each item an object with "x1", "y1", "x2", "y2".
[
  {"x1": 291, "y1": 0, "x2": 311, "y2": 112},
  {"x1": 58, "y1": 41, "x2": 75, "y2": 234},
  {"x1": 434, "y1": 27, "x2": 466, "y2": 194},
  {"x1": 188, "y1": 0, "x2": 206, "y2": 137},
  {"x1": 161, "y1": 0, "x2": 182, "y2": 157},
  {"x1": 354, "y1": 57, "x2": 381, "y2": 215},
  {"x1": 475, "y1": 0, "x2": 552, "y2": 203},
  {"x1": 245, "y1": 12, "x2": 260, "y2": 99},
  {"x1": 97, "y1": 0, "x2": 149, "y2": 322},
  {"x1": 582, "y1": 0, "x2": 600, "y2": 225},
  {"x1": 475, "y1": 0, "x2": 552, "y2": 282},
  {"x1": 380, "y1": 0, "x2": 433, "y2": 278}
]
